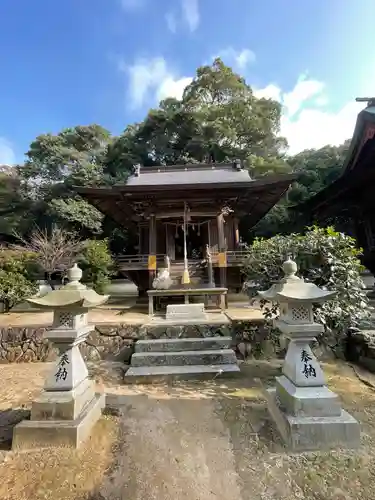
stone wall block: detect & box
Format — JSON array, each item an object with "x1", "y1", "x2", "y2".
[{"x1": 0, "y1": 319, "x2": 283, "y2": 363}]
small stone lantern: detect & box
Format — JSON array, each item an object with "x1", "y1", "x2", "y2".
[
  {"x1": 12, "y1": 263, "x2": 109, "y2": 451},
  {"x1": 259, "y1": 257, "x2": 360, "y2": 451}
]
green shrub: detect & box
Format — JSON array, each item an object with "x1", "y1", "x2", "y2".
[
  {"x1": 0, "y1": 248, "x2": 39, "y2": 276},
  {"x1": 0, "y1": 248, "x2": 38, "y2": 312},
  {"x1": 79, "y1": 239, "x2": 115, "y2": 293},
  {"x1": 0, "y1": 269, "x2": 38, "y2": 312},
  {"x1": 242, "y1": 226, "x2": 371, "y2": 337}
]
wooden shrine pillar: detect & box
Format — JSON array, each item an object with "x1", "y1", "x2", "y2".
[
  {"x1": 138, "y1": 224, "x2": 142, "y2": 254},
  {"x1": 148, "y1": 214, "x2": 157, "y2": 287},
  {"x1": 234, "y1": 217, "x2": 240, "y2": 248},
  {"x1": 217, "y1": 213, "x2": 227, "y2": 289},
  {"x1": 166, "y1": 223, "x2": 176, "y2": 260}
]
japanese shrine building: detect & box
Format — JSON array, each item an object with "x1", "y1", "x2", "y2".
[
  {"x1": 77, "y1": 161, "x2": 295, "y2": 292},
  {"x1": 297, "y1": 102, "x2": 375, "y2": 275}
]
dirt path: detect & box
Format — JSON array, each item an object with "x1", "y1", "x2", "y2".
[{"x1": 92, "y1": 395, "x2": 245, "y2": 500}]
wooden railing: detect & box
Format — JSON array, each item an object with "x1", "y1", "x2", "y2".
[
  {"x1": 116, "y1": 251, "x2": 248, "y2": 269},
  {"x1": 227, "y1": 250, "x2": 248, "y2": 265},
  {"x1": 210, "y1": 250, "x2": 248, "y2": 266},
  {"x1": 116, "y1": 254, "x2": 165, "y2": 269}
]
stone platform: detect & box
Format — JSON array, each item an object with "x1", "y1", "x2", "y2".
[{"x1": 0, "y1": 303, "x2": 263, "y2": 328}]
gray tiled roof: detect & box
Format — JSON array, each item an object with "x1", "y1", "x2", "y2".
[{"x1": 126, "y1": 164, "x2": 252, "y2": 187}]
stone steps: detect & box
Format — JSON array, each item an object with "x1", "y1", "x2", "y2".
[
  {"x1": 131, "y1": 348, "x2": 237, "y2": 367},
  {"x1": 125, "y1": 336, "x2": 239, "y2": 383},
  {"x1": 124, "y1": 364, "x2": 240, "y2": 384},
  {"x1": 135, "y1": 336, "x2": 232, "y2": 353},
  {"x1": 169, "y1": 261, "x2": 206, "y2": 285}
]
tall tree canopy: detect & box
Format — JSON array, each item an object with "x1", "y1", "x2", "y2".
[
  {"x1": 7, "y1": 59, "x2": 355, "y2": 246},
  {"x1": 105, "y1": 59, "x2": 288, "y2": 178}
]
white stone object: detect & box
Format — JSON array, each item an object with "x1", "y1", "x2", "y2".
[
  {"x1": 166, "y1": 303, "x2": 207, "y2": 321},
  {"x1": 152, "y1": 268, "x2": 173, "y2": 290},
  {"x1": 259, "y1": 257, "x2": 360, "y2": 451}
]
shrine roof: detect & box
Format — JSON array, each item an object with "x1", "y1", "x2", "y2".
[
  {"x1": 75, "y1": 162, "x2": 297, "y2": 229},
  {"x1": 342, "y1": 106, "x2": 375, "y2": 174},
  {"x1": 294, "y1": 106, "x2": 375, "y2": 216},
  {"x1": 126, "y1": 163, "x2": 252, "y2": 187}
]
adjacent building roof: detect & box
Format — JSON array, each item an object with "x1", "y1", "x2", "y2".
[
  {"x1": 295, "y1": 105, "x2": 375, "y2": 216},
  {"x1": 342, "y1": 106, "x2": 375, "y2": 174}
]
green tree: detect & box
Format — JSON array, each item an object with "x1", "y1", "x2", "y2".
[
  {"x1": 287, "y1": 141, "x2": 351, "y2": 205},
  {"x1": 0, "y1": 248, "x2": 38, "y2": 312},
  {"x1": 79, "y1": 239, "x2": 115, "y2": 293},
  {"x1": 183, "y1": 58, "x2": 287, "y2": 162},
  {"x1": 0, "y1": 167, "x2": 31, "y2": 237},
  {"x1": 14, "y1": 61, "x2": 355, "y2": 244},
  {"x1": 19, "y1": 125, "x2": 114, "y2": 234},
  {"x1": 250, "y1": 141, "x2": 352, "y2": 239},
  {"x1": 105, "y1": 59, "x2": 287, "y2": 178}
]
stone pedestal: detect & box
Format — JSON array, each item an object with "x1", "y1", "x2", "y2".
[
  {"x1": 259, "y1": 258, "x2": 360, "y2": 452},
  {"x1": 266, "y1": 387, "x2": 360, "y2": 452},
  {"x1": 12, "y1": 264, "x2": 108, "y2": 451}
]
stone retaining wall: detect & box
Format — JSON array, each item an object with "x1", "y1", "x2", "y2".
[
  {"x1": 0, "y1": 318, "x2": 283, "y2": 363},
  {"x1": 345, "y1": 329, "x2": 375, "y2": 372}
]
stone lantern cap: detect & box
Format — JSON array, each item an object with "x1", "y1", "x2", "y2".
[
  {"x1": 258, "y1": 257, "x2": 335, "y2": 304},
  {"x1": 27, "y1": 263, "x2": 109, "y2": 309}
]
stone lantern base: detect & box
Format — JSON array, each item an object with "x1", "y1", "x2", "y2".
[
  {"x1": 265, "y1": 376, "x2": 360, "y2": 452},
  {"x1": 12, "y1": 380, "x2": 105, "y2": 450}
]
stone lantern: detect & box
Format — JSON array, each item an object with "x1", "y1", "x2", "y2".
[
  {"x1": 12, "y1": 263, "x2": 109, "y2": 450},
  {"x1": 259, "y1": 257, "x2": 360, "y2": 451}
]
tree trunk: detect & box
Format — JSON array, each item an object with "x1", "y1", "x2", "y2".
[{"x1": 46, "y1": 271, "x2": 55, "y2": 290}]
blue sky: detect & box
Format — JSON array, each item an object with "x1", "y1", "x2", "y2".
[{"x1": 0, "y1": 0, "x2": 374, "y2": 163}]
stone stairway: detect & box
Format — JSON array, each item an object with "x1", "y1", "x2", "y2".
[{"x1": 124, "y1": 336, "x2": 240, "y2": 383}]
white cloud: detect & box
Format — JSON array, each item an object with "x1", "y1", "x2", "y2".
[
  {"x1": 212, "y1": 47, "x2": 255, "y2": 71},
  {"x1": 254, "y1": 75, "x2": 363, "y2": 154},
  {"x1": 254, "y1": 84, "x2": 281, "y2": 101},
  {"x1": 157, "y1": 75, "x2": 193, "y2": 102},
  {"x1": 165, "y1": 11, "x2": 177, "y2": 34},
  {"x1": 0, "y1": 138, "x2": 15, "y2": 165},
  {"x1": 123, "y1": 57, "x2": 192, "y2": 108},
  {"x1": 282, "y1": 76, "x2": 325, "y2": 118},
  {"x1": 181, "y1": 0, "x2": 200, "y2": 32}
]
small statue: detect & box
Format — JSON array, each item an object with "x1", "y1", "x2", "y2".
[
  {"x1": 233, "y1": 159, "x2": 242, "y2": 171},
  {"x1": 205, "y1": 244, "x2": 211, "y2": 262},
  {"x1": 133, "y1": 164, "x2": 141, "y2": 177},
  {"x1": 152, "y1": 268, "x2": 173, "y2": 290}
]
